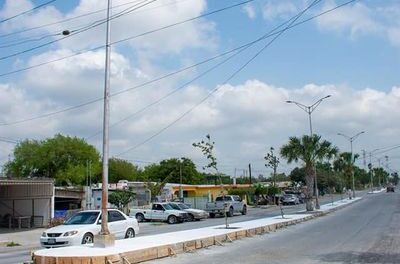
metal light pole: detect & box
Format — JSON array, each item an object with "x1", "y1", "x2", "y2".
[
  {"x1": 286, "y1": 95, "x2": 331, "y2": 210},
  {"x1": 95, "y1": 0, "x2": 114, "y2": 247},
  {"x1": 337, "y1": 131, "x2": 365, "y2": 198},
  {"x1": 368, "y1": 148, "x2": 379, "y2": 192}
]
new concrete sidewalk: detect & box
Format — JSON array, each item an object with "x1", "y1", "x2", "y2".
[
  {"x1": 0, "y1": 228, "x2": 43, "y2": 253},
  {"x1": 34, "y1": 197, "x2": 362, "y2": 264}
]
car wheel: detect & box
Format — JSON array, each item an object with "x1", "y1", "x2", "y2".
[
  {"x1": 125, "y1": 228, "x2": 135, "y2": 239},
  {"x1": 227, "y1": 207, "x2": 234, "y2": 217},
  {"x1": 187, "y1": 214, "x2": 194, "y2": 222},
  {"x1": 167, "y1": 215, "x2": 177, "y2": 224},
  {"x1": 209, "y1": 213, "x2": 215, "y2": 218},
  {"x1": 136, "y1": 213, "x2": 145, "y2": 223},
  {"x1": 241, "y1": 205, "x2": 247, "y2": 215},
  {"x1": 81, "y1": 233, "x2": 94, "y2": 244}
]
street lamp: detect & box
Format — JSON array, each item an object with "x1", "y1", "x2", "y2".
[
  {"x1": 337, "y1": 131, "x2": 365, "y2": 198},
  {"x1": 368, "y1": 148, "x2": 380, "y2": 192},
  {"x1": 286, "y1": 95, "x2": 331, "y2": 209}
]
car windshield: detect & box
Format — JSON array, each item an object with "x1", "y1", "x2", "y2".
[
  {"x1": 178, "y1": 203, "x2": 190, "y2": 210},
  {"x1": 169, "y1": 203, "x2": 180, "y2": 210},
  {"x1": 64, "y1": 211, "x2": 99, "y2": 225},
  {"x1": 163, "y1": 204, "x2": 174, "y2": 210}
]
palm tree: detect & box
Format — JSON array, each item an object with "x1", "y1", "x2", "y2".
[
  {"x1": 280, "y1": 135, "x2": 338, "y2": 211},
  {"x1": 334, "y1": 152, "x2": 359, "y2": 190}
]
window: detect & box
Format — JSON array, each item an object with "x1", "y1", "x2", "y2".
[
  {"x1": 64, "y1": 212, "x2": 99, "y2": 225},
  {"x1": 233, "y1": 196, "x2": 242, "y2": 202},
  {"x1": 152, "y1": 204, "x2": 164, "y2": 211},
  {"x1": 109, "y1": 211, "x2": 125, "y2": 222}
]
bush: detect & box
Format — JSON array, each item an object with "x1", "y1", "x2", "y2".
[{"x1": 48, "y1": 218, "x2": 65, "y2": 228}]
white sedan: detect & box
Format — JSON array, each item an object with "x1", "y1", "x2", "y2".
[{"x1": 40, "y1": 209, "x2": 139, "y2": 248}]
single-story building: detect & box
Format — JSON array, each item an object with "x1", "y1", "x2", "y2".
[{"x1": 0, "y1": 178, "x2": 54, "y2": 228}]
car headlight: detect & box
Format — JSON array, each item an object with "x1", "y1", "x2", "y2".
[
  {"x1": 63, "y1": 230, "x2": 79, "y2": 237},
  {"x1": 41, "y1": 232, "x2": 47, "y2": 237}
]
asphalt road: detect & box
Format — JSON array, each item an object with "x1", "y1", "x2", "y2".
[
  {"x1": 0, "y1": 191, "x2": 367, "y2": 264},
  {"x1": 146, "y1": 191, "x2": 399, "y2": 264}
]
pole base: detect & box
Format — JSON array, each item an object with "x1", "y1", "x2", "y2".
[{"x1": 94, "y1": 233, "x2": 115, "y2": 248}]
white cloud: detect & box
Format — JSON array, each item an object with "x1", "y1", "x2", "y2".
[
  {"x1": 2, "y1": 69, "x2": 400, "y2": 174},
  {"x1": 316, "y1": 1, "x2": 381, "y2": 37},
  {"x1": 262, "y1": 0, "x2": 298, "y2": 21},
  {"x1": 243, "y1": 3, "x2": 256, "y2": 20},
  {"x1": 315, "y1": 1, "x2": 400, "y2": 47}
]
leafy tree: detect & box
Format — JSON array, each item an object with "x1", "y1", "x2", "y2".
[
  {"x1": 108, "y1": 189, "x2": 136, "y2": 214},
  {"x1": 280, "y1": 135, "x2": 338, "y2": 211},
  {"x1": 193, "y1": 134, "x2": 230, "y2": 228},
  {"x1": 264, "y1": 147, "x2": 280, "y2": 185},
  {"x1": 289, "y1": 167, "x2": 305, "y2": 185},
  {"x1": 273, "y1": 173, "x2": 290, "y2": 182},
  {"x1": 372, "y1": 167, "x2": 389, "y2": 186},
  {"x1": 253, "y1": 183, "x2": 267, "y2": 207},
  {"x1": 333, "y1": 152, "x2": 358, "y2": 189},
  {"x1": 108, "y1": 158, "x2": 141, "y2": 183},
  {"x1": 3, "y1": 134, "x2": 101, "y2": 185},
  {"x1": 141, "y1": 158, "x2": 204, "y2": 184}
]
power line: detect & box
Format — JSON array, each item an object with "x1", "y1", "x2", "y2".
[
  {"x1": 0, "y1": 0, "x2": 157, "y2": 61},
  {"x1": 0, "y1": 137, "x2": 18, "y2": 144},
  {"x1": 86, "y1": 0, "x2": 304, "y2": 139},
  {"x1": 114, "y1": 0, "x2": 322, "y2": 157},
  {"x1": 0, "y1": 0, "x2": 191, "y2": 39},
  {"x1": 0, "y1": 0, "x2": 57, "y2": 24},
  {"x1": 0, "y1": 0, "x2": 254, "y2": 76},
  {"x1": 0, "y1": 0, "x2": 357, "y2": 126}
]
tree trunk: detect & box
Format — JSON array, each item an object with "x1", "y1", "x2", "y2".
[{"x1": 305, "y1": 164, "x2": 315, "y2": 211}]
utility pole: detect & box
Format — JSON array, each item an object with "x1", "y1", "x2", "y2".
[
  {"x1": 249, "y1": 164, "x2": 252, "y2": 184},
  {"x1": 233, "y1": 168, "x2": 237, "y2": 185},
  {"x1": 362, "y1": 150, "x2": 366, "y2": 171},
  {"x1": 385, "y1": 155, "x2": 389, "y2": 185},
  {"x1": 179, "y1": 162, "x2": 183, "y2": 201},
  {"x1": 378, "y1": 158, "x2": 381, "y2": 187},
  {"x1": 95, "y1": 0, "x2": 114, "y2": 248}
]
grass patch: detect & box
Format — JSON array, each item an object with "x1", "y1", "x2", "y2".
[{"x1": 6, "y1": 241, "x2": 21, "y2": 247}]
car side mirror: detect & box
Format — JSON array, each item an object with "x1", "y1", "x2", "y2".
[{"x1": 97, "y1": 220, "x2": 101, "y2": 225}]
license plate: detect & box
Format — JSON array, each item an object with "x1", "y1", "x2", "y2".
[{"x1": 47, "y1": 238, "x2": 56, "y2": 244}]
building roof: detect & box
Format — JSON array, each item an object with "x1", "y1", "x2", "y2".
[{"x1": 0, "y1": 178, "x2": 54, "y2": 186}]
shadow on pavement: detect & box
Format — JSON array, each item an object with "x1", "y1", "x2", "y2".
[{"x1": 319, "y1": 251, "x2": 400, "y2": 263}]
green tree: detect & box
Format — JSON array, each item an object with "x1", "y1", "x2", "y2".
[
  {"x1": 109, "y1": 158, "x2": 141, "y2": 183},
  {"x1": 193, "y1": 134, "x2": 230, "y2": 228},
  {"x1": 141, "y1": 158, "x2": 204, "y2": 184},
  {"x1": 289, "y1": 167, "x2": 305, "y2": 185},
  {"x1": 253, "y1": 183, "x2": 267, "y2": 207},
  {"x1": 3, "y1": 134, "x2": 101, "y2": 185},
  {"x1": 333, "y1": 152, "x2": 358, "y2": 189},
  {"x1": 280, "y1": 135, "x2": 338, "y2": 211},
  {"x1": 264, "y1": 147, "x2": 280, "y2": 185},
  {"x1": 108, "y1": 189, "x2": 136, "y2": 214}
]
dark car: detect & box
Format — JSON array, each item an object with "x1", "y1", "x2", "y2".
[{"x1": 387, "y1": 186, "x2": 395, "y2": 192}]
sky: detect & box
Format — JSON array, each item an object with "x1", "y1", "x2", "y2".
[{"x1": 0, "y1": 0, "x2": 399, "y2": 177}]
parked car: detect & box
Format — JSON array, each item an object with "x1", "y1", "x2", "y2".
[
  {"x1": 40, "y1": 209, "x2": 139, "y2": 248},
  {"x1": 387, "y1": 186, "x2": 395, "y2": 192},
  {"x1": 130, "y1": 203, "x2": 188, "y2": 224},
  {"x1": 284, "y1": 190, "x2": 305, "y2": 204},
  {"x1": 281, "y1": 194, "x2": 300, "y2": 205},
  {"x1": 168, "y1": 202, "x2": 208, "y2": 221},
  {"x1": 205, "y1": 195, "x2": 247, "y2": 218}
]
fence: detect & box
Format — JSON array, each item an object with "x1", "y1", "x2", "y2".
[{"x1": 183, "y1": 197, "x2": 209, "y2": 210}]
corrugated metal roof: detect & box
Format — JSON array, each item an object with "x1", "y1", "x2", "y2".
[{"x1": 0, "y1": 178, "x2": 54, "y2": 186}]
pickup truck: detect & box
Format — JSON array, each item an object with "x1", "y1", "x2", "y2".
[
  {"x1": 130, "y1": 203, "x2": 188, "y2": 224},
  {"x1": 205, "y1": 195, "x2": 247, "y2": 218}
]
